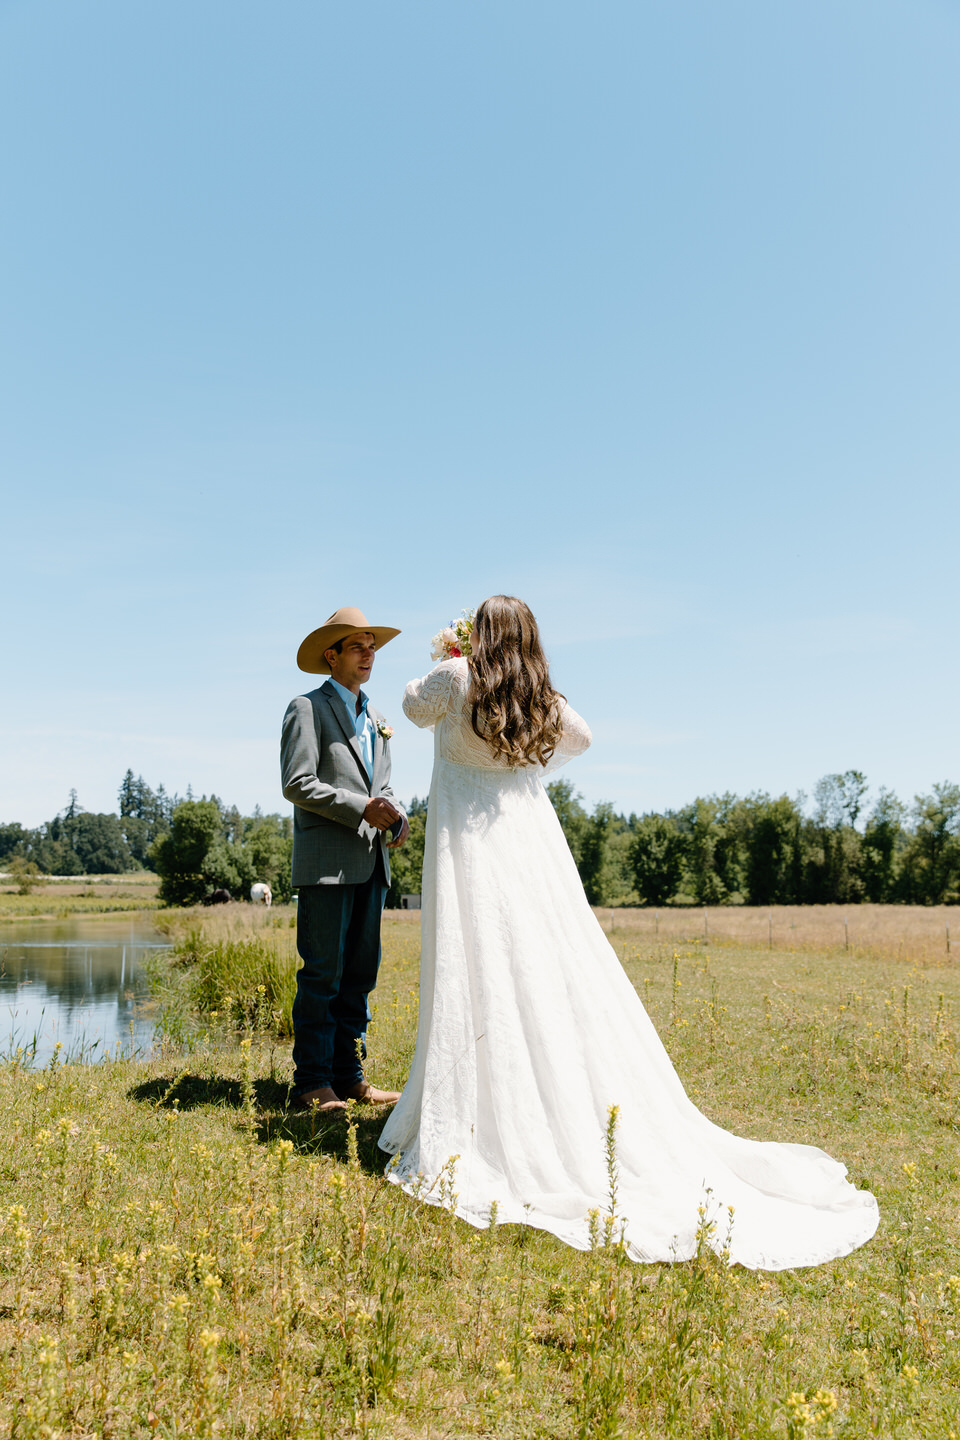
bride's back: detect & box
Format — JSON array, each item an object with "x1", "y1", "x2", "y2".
[{"x1": 402, "y1": 657, "x2": 591, "y2": 772}]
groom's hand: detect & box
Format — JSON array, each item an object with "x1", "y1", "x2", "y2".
[
  {"x1": 387, "y1": 816, "x2": 410, "y2": 849},
  {"x1": 364, "y1": 796, "x2": 401, "y2": 832}
]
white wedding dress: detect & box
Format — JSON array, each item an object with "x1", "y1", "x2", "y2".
[{"x1": 378, "y1": 659, "x2": 879, "y2": 1270}]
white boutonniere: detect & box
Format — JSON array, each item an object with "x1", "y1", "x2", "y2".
[{"x1": 376, "y1": 719, "x2": 394, "y2": 740}]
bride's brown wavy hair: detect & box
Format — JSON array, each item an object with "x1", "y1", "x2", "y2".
[{"x1": 468, "y1": 595, "x2": 565, "y2": 767}]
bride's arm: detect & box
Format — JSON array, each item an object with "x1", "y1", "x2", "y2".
[
  {"x1": 539, "y1": 698, "x2": 592, "y2": 773},
  {"x1": 401, "y1": 659, "x2": 460, "y2": 730},
  {"x1": 556, "y1": 700, "x2": 592, "y2": 757}
]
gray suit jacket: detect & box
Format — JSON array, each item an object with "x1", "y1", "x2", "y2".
[{"x1": 281, "y1": 682, "x2": 405, "y2": 888}]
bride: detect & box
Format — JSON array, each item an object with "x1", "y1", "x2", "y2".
[{"x1": 378, "y1": 596, "x2": 878, "y2": 1270}]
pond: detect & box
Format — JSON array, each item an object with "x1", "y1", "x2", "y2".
[{"x1": 0, "y1": 915, "x2": 168, "y2": 1066}]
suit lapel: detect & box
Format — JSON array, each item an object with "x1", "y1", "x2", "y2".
[
  {"x1": 370, "y1": 710, "x2": 384, "y2": 790},
  {"x1": 320, "y1": 682, "x2": 372, "y2": 793}
]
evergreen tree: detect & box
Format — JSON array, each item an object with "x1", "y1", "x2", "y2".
[
  {"x1": 245, "y1": 813, "x2": 294, "y2": 901},
  {"x1": 862, "y1": 789, "x2": 905, "y2": 901},
  {"x1": 676, "y1": 795, "x2": 743, "y2": 904},
  {"x1": 743, "y1": 795, "x2": 801, "y2": 905},
  {"x1": 578, "y1": 801, "x2": 615, "y2": 904},
  {"x1": 630, "y1": 814, "x2": 686, "y2": 906},
  {"x1": 0, "y1": 823, "x2": 29, "y2": 863},
  {"x1": 900, "y1": 783, "x2": 960, "y2": 904}
]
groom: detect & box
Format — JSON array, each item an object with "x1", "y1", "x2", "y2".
[{"x1": 281, "y1": 606, "x2": 409, "y2": 1113}]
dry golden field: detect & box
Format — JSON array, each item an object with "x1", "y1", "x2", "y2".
[
  {"x1": 598, "y1": 903, "x2": 956, "y2": 967},
  {"x1": 131, "y1": 898, "x2": 960, "y2": 973}
]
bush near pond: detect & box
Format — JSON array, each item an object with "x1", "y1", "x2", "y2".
[
  {"x1": 147, "y1": 802, "x2": 292, "y2": 907},
  {"x1": 158, "y1": 918, "x2": 299, "y2": 1038}
]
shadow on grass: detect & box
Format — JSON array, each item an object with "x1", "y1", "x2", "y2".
[{"x1": 128, "y1": 1073, "x2": 390, "y2": 1174}]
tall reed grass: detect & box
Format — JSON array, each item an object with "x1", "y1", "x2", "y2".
[{"x1": 169, "y1": 925, "x2": 299, "y2": 1036}]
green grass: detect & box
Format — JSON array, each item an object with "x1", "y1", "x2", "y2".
[{"x1": 2, "y1": 916, "x2": 959, "y2": 1437}]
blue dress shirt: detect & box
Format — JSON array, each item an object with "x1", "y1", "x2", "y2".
[{"x1": 328, "y1": 677, "x2": 375, "y2": 779}]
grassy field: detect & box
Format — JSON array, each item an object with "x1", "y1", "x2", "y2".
[
  {"x1": 2, "y1": 908, "x2": 960, "y2": 1437},
  {"x1": 0, "y1": 873, "x2": 161, "y2": 920},
  {"x1": 597, "y1": 903, "x2": 957, "y2": 968}
]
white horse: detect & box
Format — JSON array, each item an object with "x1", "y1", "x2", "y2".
[{"x1": 250, "y1": 882, "x2": 273, "y2": 906}]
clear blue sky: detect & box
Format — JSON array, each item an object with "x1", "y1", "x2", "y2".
[{"x1": 2, "y1": 0, "x2": 957, "y2": 830}]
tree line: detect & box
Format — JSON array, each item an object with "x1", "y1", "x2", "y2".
[
  {"x1": 0, "y1": 774, "x2": 177, "y2": 877},
  {"x1": 364, "y1": 771, "x2": 960, "y2": 909},
  {"x1": 4, "y1": 768, "x2": 958, "y2": 909},
  {"x1": 548, "y1": 771, "x2": 960, "y2": 908},
  {"x1": 0, "y1": 771, "x2": 294, "y2": 906}
]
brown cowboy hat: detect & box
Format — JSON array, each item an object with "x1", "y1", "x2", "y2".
[{"x1": 296, "y1": 607, "x2": 401, "y2": 675}]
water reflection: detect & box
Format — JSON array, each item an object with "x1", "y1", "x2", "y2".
[{"x1": 0, "y1": 917, "x2": 168, "y2": 1065}]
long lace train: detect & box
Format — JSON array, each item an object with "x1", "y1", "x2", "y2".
[{"x1": 378, "y1": 661, "x2": 878, "y2": 1270}]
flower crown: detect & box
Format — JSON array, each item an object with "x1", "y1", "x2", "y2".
[{"x1": 430, "y1": 609, "x2": 475, "y2": 661}]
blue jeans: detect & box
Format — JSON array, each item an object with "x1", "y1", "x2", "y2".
[{"x1": 292, "y1": 860, "x2": 388, "y2": 1096}]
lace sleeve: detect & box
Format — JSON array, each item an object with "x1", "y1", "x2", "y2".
[
  {"x1": 541, "y1": 699, "x2": 592, "y2": 774},
  {"x1": 402, "y1": 660, "x2": 460, "y2": 731}
]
